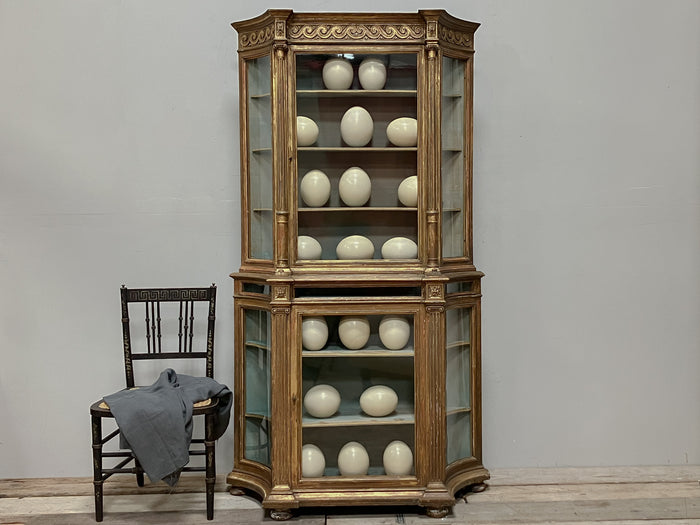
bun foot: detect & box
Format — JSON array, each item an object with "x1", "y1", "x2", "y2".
[
  {"x1": 426, "y1": 506, "x2": 450, "y2": 518},
  {"x1": 270, "y1": 509, "x2": 293, "y2": 521},
  {"x1": 471, "y1": 482, "x2": 488, "y2": 493}
]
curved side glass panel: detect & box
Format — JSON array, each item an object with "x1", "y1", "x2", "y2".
[
  {"x1": 446, "y1": 306, "x2": 472, "y2": 464},
  {"x1": 441, "y1": 56, "x2": 466, "y2": 259},
  {"x1": 244, "y1": 308, "x2": 271, "y2": 466},
  {"x1": 247, "y1": 55, "x2": 273, "y2": 260}
]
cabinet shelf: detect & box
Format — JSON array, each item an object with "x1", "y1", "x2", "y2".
[
  {"x1": 245, "y1": 340, "x2": 270, "y2": 350},
  {"x1": 245, "y1": 412, "x2": 271, "y2": 421},
  {"x1": 299, "y1": 207, "x2": 416, "y2": 213},
  {"x1": 447, "y1": 406, "x2": 472, "y2": 416},
  {"x1": 298, "y1": 147, "x2": 417, "y2": 152},
  {"x1": 302, "y1": 402, "x2": 415, "y2": 428},
  {"x1": 447, "y1": 340, "x2": 470, "y2": 350},
  {"x1": 297, "y1": 89, "x2": 417, "y2": 98},
  {"x1": 303, "y1": 347, "x2": 414, "y2": 358},
  {"x1": 307, "y1": 467, "x2": 414, "y2": 478}
]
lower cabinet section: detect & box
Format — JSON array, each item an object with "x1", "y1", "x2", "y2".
[{"x1": 228, "y1": 274, "x2": 488, "y2": 519}]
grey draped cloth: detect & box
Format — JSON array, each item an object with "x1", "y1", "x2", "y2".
[{"x1": 104, "y1": 368, "x2": 232, "y2": 486}]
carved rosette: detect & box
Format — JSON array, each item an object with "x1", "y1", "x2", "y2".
[
  {"x1": 428, "y1": 284, "x2": 444, "y2": 300},
  {"x1": 288, "y1": 23, "x2": 426, "y2": 43},
  {"x1": 272, "y1": 285, "x2": 290, "y2": 301}
]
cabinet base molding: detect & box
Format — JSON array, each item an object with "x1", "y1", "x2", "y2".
[
  {"x1": 225, "y1": 479, "x2": 491, "y2": 519},
  {"x1": 445, "y1": 466, "x2": 491, "y2": 496},
  {"x1": 226, "y1": 469, "x2": 271, "y2": 501}
]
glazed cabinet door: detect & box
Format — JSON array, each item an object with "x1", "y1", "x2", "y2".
[
  {"x1": 294, "y1": 304, "x2": 421, "y2": 484},
  {"x1": 293, "y1": 51, "x2": 422, "y2": 265}
]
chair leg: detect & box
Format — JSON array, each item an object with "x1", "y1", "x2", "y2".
[
  {"x1": 205, "y1": 414, "x2": 216, "y2": 520},
  {"x1": 91, "y1": 415, "x2": 104, "y2": 522},
  {"x1": 135, "y1": 457, "x2": 145, "y2": 487}
]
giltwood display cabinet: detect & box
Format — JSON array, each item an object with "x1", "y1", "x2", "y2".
[{"x1": 228, "y1": 10, "x2": 488, "y2": 520}]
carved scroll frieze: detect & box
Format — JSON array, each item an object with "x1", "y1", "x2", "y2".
[
  {"x1": 288, "y1": 23, "x2": 426, "y2": 42},
  {"x1": 239, "y1": 26, "x2": 275, "y2": 49},
  {"x1": 439, "y1": 26, "x2": 472, "y2": 48}
]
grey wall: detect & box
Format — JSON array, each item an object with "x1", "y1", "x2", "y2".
[{"x1": 1, "y1": 0, "x2": 698, "y2": 478}]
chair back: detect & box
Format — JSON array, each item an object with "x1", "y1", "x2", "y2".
[{"x1": 120, "y1": 285, "x2": 216, "y2": 388}]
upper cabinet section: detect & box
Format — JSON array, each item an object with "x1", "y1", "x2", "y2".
[{"x1": 233, "y1": 10, "x2": 478, "y2": 273}]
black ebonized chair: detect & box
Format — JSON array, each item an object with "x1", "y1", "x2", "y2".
[{"x1": 90, "y1": 285, "x2": 218, "y2": 521}]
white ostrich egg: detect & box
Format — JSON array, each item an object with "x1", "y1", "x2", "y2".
[
  {"x1": 297, "y1": 116, "x2": 319, "y2": 146},
  {"x1": 301, "y1": 316, "x2": 328, "y2": 351},
  {"x1": 338, "y1": 316, "x2": 370, "y2": 350},
  {"x1": 381, "y1": 237, "x2": 418, "y2": 260},
  {"x1": 379, "y1": 315, "x2": 411, "y2": 350},
  {"x1": 398, "y1": 175, "x2": 418, "y2": 207},
  {"x1": 338, "y1": 167, "x2": 371, "y2": 206},
  {"x1": 303, "y1": 384, "x2": 341, "y2": 418},
  {"x1": 337, "y1": 441, "x2": 370, "y2": 476},
  {"x1": 383, "y1": 440, "x2": 413, "y2": 476},
  {"x1": 336, "y1": 235, "x2": 375, "y2": 260},
  {"x1": 298, "y1": 235, "x2": 322, "y2": 260},
  {"x1": 386, "y1": 117, "x2": 418, "y2": 147},
  {"x1": 359, "y1": 385, "x2": 398, "y2": 417},
  {"x1": 358, "y1": 58, "x2": 387, "y2": 90},
  {"x1": 301, "y1": 444, "x2": 326, "y2": 477},
  {"x1": 299, "y1": 170, "x2": 330, "y2": 207},
  {"x1": 322, "y1": 58, "x2": 354, "y2": 90},
  {"x1": 340, "y1": 106, "x2": 374, "y2": 147}
]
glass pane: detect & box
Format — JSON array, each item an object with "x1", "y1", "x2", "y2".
[
  {"x1": 446, "y1": 280, "x2": 473, "y2": 295},
  {"x1": 446, "y1": 307, "x2": 472, "y2": 463},
  {"x1": 441, "y1": 56, "x2": 466, "y2": 258},
  {"x1": 247, "y1": 55, "x2": 273, "y2": 260},
  {"x1": 300, "y1": 314, "x2": 416, "y2": 478},
  {"x1": 295, "y1": 54, "x2": 418, "y2": 262},
  {"x1": 244, "y1": 308, "x2": 271, "y2": 466}
]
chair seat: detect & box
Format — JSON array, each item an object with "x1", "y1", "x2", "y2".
[{"x1": 91, "y1": 396, "x2": 219, "y2": 416}]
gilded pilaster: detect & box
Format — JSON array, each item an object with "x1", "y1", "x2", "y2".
[
  {"x1": 423, "y1": 16, "x2": 442, "y2": 270},
  {"x1": 271, "y1": 17, "x2": 290, "y2": 271}
]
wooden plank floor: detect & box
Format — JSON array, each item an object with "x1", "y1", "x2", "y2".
[{"x1": 1, "y1": 467, "x2": 699, "y2": 524}]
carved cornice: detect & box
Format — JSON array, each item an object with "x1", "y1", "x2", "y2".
[{"x1": 288, "y1": 23, "x2": 426, "y2": 43}]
